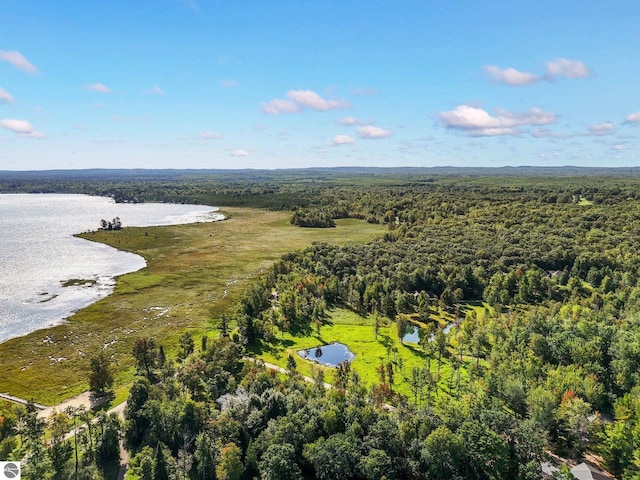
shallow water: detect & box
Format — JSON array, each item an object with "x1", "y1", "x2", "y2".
[
  {"x1": 298, "y1": 342, "x2": 356, "y2": 367},
  {"x1": 403, "y1": 322, "x2": 457, "y2": 344},
  {"x1": 403, "y1": 324, "x2": 421, "y2": 343},
  {"x1": 0, "y1": 194, "x2": 222, "y2": 343}
]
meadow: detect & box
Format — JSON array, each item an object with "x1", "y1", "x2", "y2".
[{"x1": 255, "y1": 306, "x2": 489, "y2": 402}]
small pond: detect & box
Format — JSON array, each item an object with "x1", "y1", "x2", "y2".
[
  {"x1": 403, "y1": 322, "x2": 457, "y2": 344},
  {"x1": 298, "y1": 342, "x2": 356, "y2": 367},
  {"x1": 402, "y1": 324, "x2": 421, "y2": 343}
]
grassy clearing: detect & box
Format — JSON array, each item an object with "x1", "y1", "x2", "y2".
[
  {"x1": 255, "y1": 307, "x2": 475, "y2": 402},
  {"x1": 0, "y1": 207, "x2": 385, "y2": 405},
  {"x1": 0, "y1": 399, "x2": 24, "y2": 418}
]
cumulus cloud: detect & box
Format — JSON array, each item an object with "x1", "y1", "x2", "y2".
[
  {"x1": 199, "y1": 130, "x2": 221, "y2": 140},
  {"x1": 484, "y1": 59, "x2": 590, "y2": 86},
  {"x1": 588, "y1": 122, "x2": 614, "y2": 136},
  {"x1": 83, "y1": 83, "x2": 112, "y2": 93},
  {"x1": 338, "y1": 116, "x2": 371, "y2": 126},
  {"x1": 338, "y1": 116, "x2": 358, "y2": 125},
  {"x1": 220, "y1": 79, "x2": 239, "y2": 88},
  {"x1": 0, "y1": 87, "x2": 14, "y2": 103},
  {"x1": 625, "y1": 112, "x2": 640, "y2": 124},
  {"x1": 545, "y1": 58, "x2": 590, "y2": 79},
  {"x1": 439, "y1": 105, "x2": 557, "y2": 136},
  {"x1": 1, "y1": 119, "x2": 33, "y2": 133},
  {"x1": 484, "y1": 65, "x2": 539, "y2": 86},
  {"x1": 357, "y1": 125, "x2": 392, "y2": 139},
  {"x1": 230, "y1": 149, "x2": 250, "y2": 157},
  {"x1": 261, "y1": 98, "x2": 300, "y2": 115},
  {"x1": 331, "y1": 134, "x2": 355, "y2": 145},
  {"x1": 287, "y1": 90, "x2": 350, "y2": 111},
  {"x1": 261, "y1": 89, "x2": 350, "y2": 114},
  {"x1": 0, "y1": 50, "x2": 39, "y2": 73},
  {"x1": 1, "y1": 118, "x2": 44, "y2": 138}
]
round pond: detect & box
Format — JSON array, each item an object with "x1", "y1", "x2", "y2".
[{"x1": 298, "y1": 342, "x2": 356, "y2": 367}]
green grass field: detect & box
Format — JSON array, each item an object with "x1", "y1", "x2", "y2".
[
  {"x1": 255, "y1": 307, "x2": 476, "y2": 402},
  {"x1": 0, "y1": 207, "x2": 385, "y2": 405}
]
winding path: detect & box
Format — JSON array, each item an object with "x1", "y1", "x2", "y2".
[
  {"x1": 243, "y1": 357, "x2": 333, "y2": 389},
  {"x1": 0, "y1": 392, "x2": 46, "y2": 410}
]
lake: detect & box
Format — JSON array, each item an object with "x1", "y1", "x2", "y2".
[{"x1": 0, "y1": 194, "x2": 222, "y2": 344}]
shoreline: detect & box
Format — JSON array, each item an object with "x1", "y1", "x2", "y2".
[{"x1": 0, "y1": 194, "x2": 223, "y2": 345}]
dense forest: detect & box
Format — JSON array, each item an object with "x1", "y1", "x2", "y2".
[{"x1": 3, "y1": 168, "x2": 640, "y2": 479}]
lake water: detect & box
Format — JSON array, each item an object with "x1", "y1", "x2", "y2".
[{"x1": 0, "y1": 194, "x2": 222, "y2": 344}]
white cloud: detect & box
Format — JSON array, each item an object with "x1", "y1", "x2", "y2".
[
  {"x1": 261, "y1": 98, "x2": 300, "y2": 115},
  {"x1": 83, "y1": 83, "x2": 112, "y2": 93},
  {"x1": 261, "y1": 89, "x2": 350, "y2": 114},
  {"x1": 1, "y1": 119, "x2": 34, "y2": 133},
  {"x1": 625, "y1": 112, "x2": 640, "y2": 123},
  {"x1": 357, "y1": 125, "x2": 392, "y2": 139},
  {"x1": 287, "y1": 90, "x2": 350, "y2": 111},
  {"x1": 612, "y1": 144, "x2": 624, "y2": 151},
  {"x1": 1, "y1": 118, "x2": 44, "y2": 138},
  {"x1": 338, "y1": 116, "x2": 369, "y2": 126},
  {"x1": 439, "y1": 105, "x2": 557, "y2": 136},
  {"x1": 0, "y1": 87, "x2": 14, "y2": 103},
  {"x1": 331, "y1": 134, "x2": 355, "y2": 145},
  {"x1": 19, "y1": 130, "x2": 45, "y2": 139},
  {"x1": 483, "y1": 59, "x2": 590, "y2": 86},
  {"x1": 220, "y1": 79, "x2": 239, "y2": 88},
  {"x1": 146, "y1": 85, "x2": 164, "y2": 95},
  {"x1": 469, "y1": 127, "x2": 520, "y2": 137},
  {"x1": 230, "y1": 149, "x2": 250, "y2": 157},
  {"x1": 494, "y1": 107, "x2": 558, "y2": 126},
  {"x1": 0, "y1": 50, "x2": 39, "y2": 73},
  {"x1": 545, "y1": 58, "x2": 590, "y2": 79},
  {"x1": 588, "y1": 122, "x2": 614, "y2": 136},
  {"x1": 338, "y1": 116, "x2": 357, "y2": 125},
  {"x1": 484, "y1": 65, "x2": 539, "y2": 86},
  {"x1": 199, "y1": 130, "x2": 221, "y2": 140}
]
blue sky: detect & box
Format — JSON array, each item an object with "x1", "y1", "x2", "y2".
[{"x1": 1, "y1": 0, "x2": 639, "y2": 170}]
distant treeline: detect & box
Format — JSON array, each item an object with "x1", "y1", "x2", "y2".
[{"x1": 3, "y1": 167, "x2": 640, "y2": 212}]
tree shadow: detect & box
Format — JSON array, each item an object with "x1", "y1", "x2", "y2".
[
  {"x1": 403, "y1": 343, "x2": 427, "y2": 359},
  {"x1": 92, "y1": 392, "x2": 116, "y2": 414}
]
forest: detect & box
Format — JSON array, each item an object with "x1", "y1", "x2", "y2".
[{"x1": 2, "y1": 168, "x2": 640, "y2": 479}]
